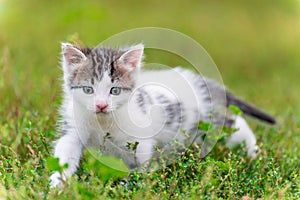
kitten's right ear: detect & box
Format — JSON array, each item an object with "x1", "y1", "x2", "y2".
[{"x1": 61, "y1": 43, "x2": 87, "y2": 72}]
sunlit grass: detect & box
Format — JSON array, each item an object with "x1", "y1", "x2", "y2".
[{"x1": 0, "y1": 0, "x2": 299, "y2": 199}]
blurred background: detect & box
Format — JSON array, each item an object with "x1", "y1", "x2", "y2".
[{"x1": 0, "y1": 0, "x2": 299, "y2": 118}]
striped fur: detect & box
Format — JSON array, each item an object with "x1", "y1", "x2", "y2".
[{"x1": 50, "y1": 43, "x2": 275, "y2": 188}]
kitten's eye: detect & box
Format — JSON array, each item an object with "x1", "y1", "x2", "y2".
[
  {"x1": 110, "y1": 87, "x2": 121, "y2": 95},
  {"x1": 82, "y1": 86, "x2": 94, "y2": 94}
]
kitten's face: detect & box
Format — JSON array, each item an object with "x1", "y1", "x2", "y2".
[{"x1": 61, "y1": 43, "x2": 144, "y2": 114}]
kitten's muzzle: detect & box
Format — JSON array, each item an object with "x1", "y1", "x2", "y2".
[{"x1": 96, "y1": 104, "x2": 108, "y2": 113}]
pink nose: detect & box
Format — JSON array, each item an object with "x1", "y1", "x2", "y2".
[{"x1": 96, "y1": 104, "x2": 108, "y2": 111}]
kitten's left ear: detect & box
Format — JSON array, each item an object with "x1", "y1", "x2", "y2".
[{"x1": 118, "y1": 44, "x2": 144, "y2": 70}]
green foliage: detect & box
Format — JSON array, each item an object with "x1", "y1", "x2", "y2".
[
  {"x1": 198, "y1": 120, "x2": 237, "y2": 144},
  {"x1": 46, "y1": 157, "x2": 68, "y2": 173},
  {"x1": 82, "y1": 150, "x2": 129, "y2": 183},
  {"x1": 126, "y1": 142, "x2": 139, "y2": 152},
  {"x1": 0, "y1": 0, "x2": 299, "y2": 199},
  {"x1": 229, "y1": 105, "x2": 243, "y2": 116},
  {"x1": 198, "y1": 121, "x2": 212, "y2": 132}
]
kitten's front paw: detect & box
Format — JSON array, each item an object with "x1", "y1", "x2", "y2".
[
  {"x1": 49, "y1": 172, "x2": 65, "y2": 188},
  {"x1": 247, "y1": 145, "x2": 261, "y2": 158}
]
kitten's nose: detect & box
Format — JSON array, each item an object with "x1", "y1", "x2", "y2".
[
  {"x1": 96, "y1": 99, "x2": 108, "y2": 112},
  {"x1": 96, "y1": 104, "x2": 108, "y2": 111}
]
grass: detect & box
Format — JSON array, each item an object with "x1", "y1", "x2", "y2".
[{"x1": 0, "y1": 0, "x2": 299, "y2": 199}]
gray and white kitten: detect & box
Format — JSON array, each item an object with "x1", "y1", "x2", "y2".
[{"x1": 50, "y1": 43, "x2": 275, "y2": 188}]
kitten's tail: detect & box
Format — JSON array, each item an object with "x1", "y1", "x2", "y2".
[{"x1": 226, "y1": 92, "x2": 276, "y2": 125}]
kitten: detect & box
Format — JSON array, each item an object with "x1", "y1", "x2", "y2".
[{"x1": 49, "y1": 43, "x2": 276, "y2": 188}]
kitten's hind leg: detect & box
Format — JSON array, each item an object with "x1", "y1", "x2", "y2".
[{"x1": 226, "y1": 116, "x2": 260, "y2": 158}]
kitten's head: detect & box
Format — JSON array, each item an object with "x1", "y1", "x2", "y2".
[{"x1": 61, "y1": 43, "x2": 144, "y2": 114}]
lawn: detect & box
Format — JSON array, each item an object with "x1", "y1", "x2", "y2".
[{"x1": 0, "y1": 0, "x2": 299, "y2": 199}]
